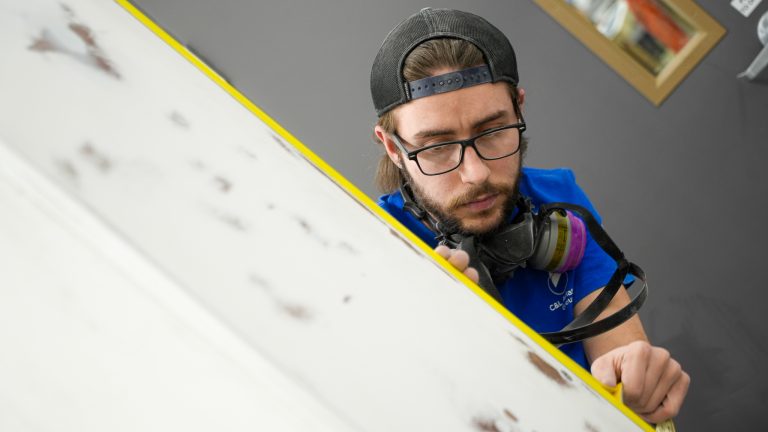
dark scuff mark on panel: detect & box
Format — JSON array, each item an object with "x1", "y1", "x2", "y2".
[
  {"x1": 214, "y1": 212, "x2": 247, "y2": 232},
  {"x1": 239, "y1": 146, "x2": 259, "y2": 161},
  {"x1": 247, "y1": 274, "x2": 313, "y2": 322},
  {"x1": 68, "y1": 23, "x2": 120, "y2": 79},
  {"x1": 54, "y1": 158, "x2": 79, "y2": 182},
  {"x1": 80, "y1": 142, "x2": 112, "y2": 172},
  {"x1": 296, "y1": 216, "x2": 312, "y2": 233},
  {"x1": 28, "y1": 5, "x2": 121, "y2": 79},
  {"x1": 472, "y1": 416, "x2": 500, "y2": 432},
  {"x1": 280, "y1": 302, "x2": 313, "y2": 321},
  {"x1": 29, "y1": 32, "x2": 56, "y2": 52},
  {"x1": 68, "y1": 23, "x2": 95, "y2": 46},
  {"x1": 294, "y1": 216, "x2": 329, "y2": 247},
  {"x1": 213, "y1": 176, "x2": 232, "y2": 193},
  {"x1": 388, "y1": 228, "x2": 423, "y2": 257},
  {"x1": 508, "y1": 331, "x2": 530, "y2": 348},
  {"x1": 584, "y1": 421, "x2": 600, "y2": 432},
  {"x1": 248, "y1": 274, "x2": 271, "y2": 290},
  {"x1": 271, "y1": 134, "x2": 300, "y2": 159},
  {"x1": 503, "y1": 409, "x2": 518, "y2": 423},
  {"x1": 266, "y1": 202, "x2": 276, "y2": 210},
  {"x1": 559, "y1": 369, "x2": 574, "y2": 383},
  {"x1": 527, "y1": 351, "x2": 572, "y2": 388},
  {"x1": 343, "y1": 295, "x2": 352, "y2": 304},
  {"x1": 337, "y1": 241, "x2": 358, "y2": 255},
  {"x1": 168, "y1": 111, "x2": 190, "y2": 129}
]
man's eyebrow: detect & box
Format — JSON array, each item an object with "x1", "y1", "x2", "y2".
[
  {"x1": 471, "y1": 110, "x2": 509, "y2": 129},
  {"x1": 411, "y1": 110, "x2": 510, "y2": 140}
]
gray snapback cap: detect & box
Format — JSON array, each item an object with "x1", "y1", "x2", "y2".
[{"x1": 370, "y1": 7, "x2": 519, "y2": 117}]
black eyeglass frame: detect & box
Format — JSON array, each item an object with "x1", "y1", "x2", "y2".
[{"x1": 391, "y1": 121, "x2": 527, "y2": 176}]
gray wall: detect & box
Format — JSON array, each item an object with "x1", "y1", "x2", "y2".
[{"x1": 131, "y1": 0, "x2": 768, "y2": 429}]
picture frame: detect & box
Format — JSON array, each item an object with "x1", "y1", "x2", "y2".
[{"x1": 534, "y1": 0, "x2": 726, "y2": 105}]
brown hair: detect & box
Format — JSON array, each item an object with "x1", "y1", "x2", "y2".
[{"x1": 373, "y1": 38, "x2": 525, "y2": 193}]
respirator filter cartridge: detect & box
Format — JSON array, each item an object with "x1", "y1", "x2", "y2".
[{"x1": 530, "y1": 210, "x2": 587, "y2": 273}]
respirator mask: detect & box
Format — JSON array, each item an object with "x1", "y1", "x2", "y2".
[{"x1": 400, "y1": 183, "x2": 648, "y2": 345}]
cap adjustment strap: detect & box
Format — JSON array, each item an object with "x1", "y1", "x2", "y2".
[{"x1": 407, "y1": 65, "x2": 492, "y2": 100}]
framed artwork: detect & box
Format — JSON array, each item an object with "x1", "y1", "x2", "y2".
[{"x1": 534, "y1": 0, "x2": 726, "y2": 105}]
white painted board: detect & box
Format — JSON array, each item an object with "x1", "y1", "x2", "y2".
[
  {"x1": 0, "y1": 0, "x2": 649, "y2": 430},
  {"x1": 0, "y1": 141, "x2": 354, "y2": 432}
]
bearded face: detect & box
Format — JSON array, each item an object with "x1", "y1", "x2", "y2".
[
  {"x1": 376, "y1": 79, "x2": 526, "y2": 237},
  {"x1": 401, "y1": 153, "x2": 522, "y2": 236}
]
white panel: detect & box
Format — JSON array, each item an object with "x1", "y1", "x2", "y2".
[
  {"x1": 0, "y1": 142, "x2": 354, "y2": 432},
  {"x1": 0, "y1": 0, "x2": 648, "y2": 430}
]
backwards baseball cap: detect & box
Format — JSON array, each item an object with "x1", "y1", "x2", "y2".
[{"x1": 370, "y1": 7, "x2": 519, "y2": 117}]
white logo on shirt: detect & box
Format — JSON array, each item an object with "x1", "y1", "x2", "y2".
[
  {"x1": 549, "y1": 288, "x2": 574, "y2": 311},
  {"x1": 547, "y1": 271, "x2": 568, "y2": 295},
  {"x1": 548, "y1": 272, "x2": 574, "y2": 312}
]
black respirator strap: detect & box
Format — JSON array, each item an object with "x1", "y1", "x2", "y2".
[
  {"x1": 457, "y1": 236, "x2": 504, "y2": 303},
  {"x1": 537, "y1": 202, "x2": 648, "y2": 345},
  {"x1": 561, "y1": 259, "x2": 629, "y2": 331},
  {"x1": 400, "y1": 183, "x2": 447, "y2": 242},
  {"x1": 400, "y1": 183, "x2": 431, "y2": 227},
  {"x1": 540, "y1": 263, "x2": 647, "y2": 345}
]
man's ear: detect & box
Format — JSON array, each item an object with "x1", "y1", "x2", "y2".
[
  {"x1": 374, "y1": 125, "x2": 403, "y2": 168},
  {"x1": 517, "y1": 87, "x2": 526, "y2": 112}
]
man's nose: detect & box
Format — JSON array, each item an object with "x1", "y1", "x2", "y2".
[{"x1": 458, "y1": 147, "x2": 490, "y2": 184}]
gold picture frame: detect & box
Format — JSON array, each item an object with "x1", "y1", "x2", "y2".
[{"x1": 534, "y1": 0, "x2": 725, "y2": 105}]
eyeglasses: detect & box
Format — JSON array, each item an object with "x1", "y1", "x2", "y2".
[{"x1": 391, "y1": 121, "x2": 527, "y2": 176}]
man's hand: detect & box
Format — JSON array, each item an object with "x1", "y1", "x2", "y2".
[
  {"x1": 590, "y1": 340, "x2": 690, "y2": 424},
  {"x1": 434, "y1": 245, "x2": 479, "y2": 284}
]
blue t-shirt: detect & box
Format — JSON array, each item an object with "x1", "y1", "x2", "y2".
[{"x1": 378, "y1": 167, "x2": 618, "y2": 369}]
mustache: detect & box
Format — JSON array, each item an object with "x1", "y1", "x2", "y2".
[{"x1": 446, "y1": 181, "x2": 515, "y2": 210}]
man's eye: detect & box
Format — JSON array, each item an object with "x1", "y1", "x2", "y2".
[
  {"x1": 421, "y1": 145, "x2": 452, "y2": 155},
  {"x1": 418, "y1": 138, "x2": 448, "y2": 147}
]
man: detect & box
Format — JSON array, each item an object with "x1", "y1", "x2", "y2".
[{"x1": 370, "y1": 8, "x2": 689, "y2": 424}]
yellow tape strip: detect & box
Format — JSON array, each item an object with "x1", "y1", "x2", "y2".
[
  {"x1": 115, "y1": 2, "x2": 652, "y2": 430},
  {"x1": 603, "y1": 382, "x2": 624, "y2": 402}
]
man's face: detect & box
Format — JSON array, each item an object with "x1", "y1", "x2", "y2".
[{"x1": 377, "y1": 74, "x2": 525, "y2": 235}]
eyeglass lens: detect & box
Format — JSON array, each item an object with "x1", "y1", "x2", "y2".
[{"x1": 416, "y1": 127, "x2": 521, "y2": 175}]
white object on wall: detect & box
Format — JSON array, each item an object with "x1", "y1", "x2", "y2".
[
  {"x1": 738, "y1": 10, "x2": 768, "y2": 79},
  {"x1": 731, "y1": 0, "x2": 763, "y2": 17}
]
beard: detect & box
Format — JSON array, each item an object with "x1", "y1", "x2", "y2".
[{"x1": 400, "y1": 156, "x2": 522, "y2": 237}]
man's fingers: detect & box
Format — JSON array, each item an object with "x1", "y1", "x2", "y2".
[
  {"x1": 434, "y1": 246, "x2": 478, "y2": 283},
  {"x1": 447, "y1": 249, "x2": 470, "y2": 271},
  {"x1": 641, "y1": 371, "x2": 690, "y2": 424},
  {"x1": 636, "y1": 347, "x2": 671, "y2": 409},
  {"x1": 434, "y1": 245, "x2": 469, "y2": 270},
  {"x1": 638, "y1": 355, "x2": 681, "y2": 415},
  {"x1": 618, "y1": 341, "x2": 652, "y2": 405},
  {"x1": 434, "y1": 245, "x2": 451, "y2": 260},
  {"x1": 590, "y1": 352, "x2": 619, "y2": 388},
  {"x1": 464, "y1": 267, "x2": 479, "y2": 284},
  {"x1": 591, "y1": 342, "x2": 688, "y2": 423}
]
